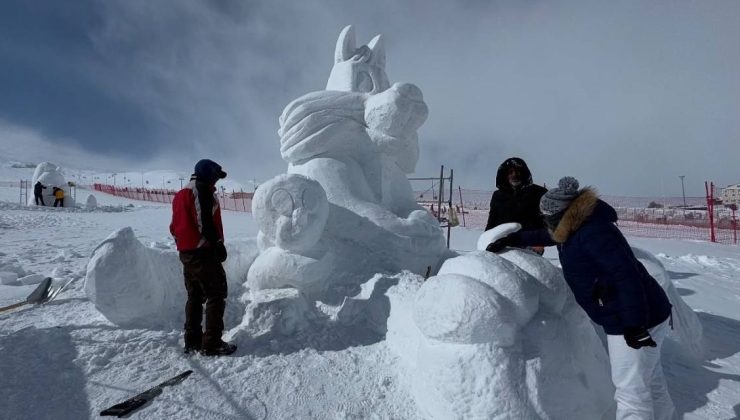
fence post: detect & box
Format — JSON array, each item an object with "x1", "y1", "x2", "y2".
[
  {"x1": 458, "y1": 186, "x2": 466, "y2": 227},
  {"x1": 706, "y1": 181, "x2": 716, "y2": 242}
]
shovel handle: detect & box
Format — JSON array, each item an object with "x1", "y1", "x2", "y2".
[{"x1": 0, "y1": 302, "x2": 28, "y2": 313}]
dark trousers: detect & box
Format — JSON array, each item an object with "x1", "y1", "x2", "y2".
[
  {"x1": 179, "y1": 249, "x2": 227, "y2": 348},
  {"x1": 53, "y1": 198, "x2": 63, "y2": 207},
  {"x1": 35, "y1": 194, "x2": 45, "y2": 206}
]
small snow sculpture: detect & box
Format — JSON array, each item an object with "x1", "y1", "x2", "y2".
[
  {"x1": 248, "y1": 174, "x2": 334, "y2": 298},
  {"x1": 29, "y1": 162, "x2": 75, "y2": 207},
  {"x1": 85, "y1": 194, "x2": 98, "y2": 210},
  {"x1": 388, "y1": 248, "x2": 614, "y2": 419}
]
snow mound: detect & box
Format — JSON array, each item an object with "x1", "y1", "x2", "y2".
[
  {"x1": 84, "y1": 228, "x2": 259, "y2": 329},
  {"x1": 0, "y1": 271, "x2": 18, "y2": 285},
  {"x1": 85, "y1": 194, "x2": 97, "y2": 210},
  {"x1": 632, "y1": 246, "x2": 705, "y2": 360},
  {"x1": 84, "y1": 227, "x2": 184, "y2": 328},
  {"x1": 388, "y1": 248, "x2": 613, "y2": 419},
  {"x1": 413, "y1": 273, "x2": 517, "y2": 346}
]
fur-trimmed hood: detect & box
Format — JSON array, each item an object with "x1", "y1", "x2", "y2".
[{"x1": 550, "y1": 188, "x2": 615, "y2": 243}]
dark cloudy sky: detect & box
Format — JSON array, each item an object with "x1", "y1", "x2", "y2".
[{"x1": 1, "y1": 0, "x2": 738, "y2": 196}]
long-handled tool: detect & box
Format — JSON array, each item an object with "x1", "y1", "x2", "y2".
[
  {"x1": 100, "y1": 370, "x2": 194, "y2": 417},
  {"x1": 0, "y1": 277, "x2": 53, "y2": 313}
]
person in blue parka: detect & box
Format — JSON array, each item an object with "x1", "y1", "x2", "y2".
[{"x1": 487, "y1": 176, "x2": 674, "y2": 420}]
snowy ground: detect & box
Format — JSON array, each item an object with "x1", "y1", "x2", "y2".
[{"x1": 1, "y1": 185, "x2": 739, "y2": 419}]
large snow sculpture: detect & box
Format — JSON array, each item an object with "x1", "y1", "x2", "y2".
[
  {"x1": 248, "y1": 26, "x2": 447, "y2": 302},
  {"x1": 387, "y1": 247, "x2": 615, "y2": 419},
  {"x1": 29, "y1": 162, "x2": 75, "y2": 207}
]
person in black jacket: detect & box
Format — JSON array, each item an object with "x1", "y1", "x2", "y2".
[
  {"x1": 33, "y1": 181, "x2": 46, "y2": 206},
  {"x1": 485, "y1": 157, "x2": 547, "y2": 253},
  {"x1": 488, "y1": 176, "x2": 674, "y2": 419}
]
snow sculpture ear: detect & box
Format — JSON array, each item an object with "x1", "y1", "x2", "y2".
[
  {"x1": 335, "y1": 25, "x2": 356, "y2": 63},
  {"x1": 367, "y1": 35, "x2": 385, "y2": 68}
]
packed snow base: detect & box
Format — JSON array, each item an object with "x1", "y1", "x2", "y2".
[
  {"x1": 81, "y1": 217, "x2": 702, "y2": 419},
  {"x1": 1, "y1": 184, "x2": 739, "y2": 419}
]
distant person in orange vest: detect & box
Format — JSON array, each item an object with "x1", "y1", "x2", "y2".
[
  {"x1": 52, "y1": 187, "x2": 64, "y2": 207},
  {"x1": 34, "y1": 181, "x2": 47, "y2": 206}
]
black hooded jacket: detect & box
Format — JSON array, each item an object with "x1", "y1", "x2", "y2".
[{"x1": 485, "y1": 158, "x2": 547, "y2": 231}]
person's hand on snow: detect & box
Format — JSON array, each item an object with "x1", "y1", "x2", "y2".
[
  {"x1": 215, "y1": 241, "x2": 228, "y2": 263},
  {"x1": 624, "y1": 327, "x2": 657, "y2": 349},
  {"x1": 485, "y1": 233, "x2": 521, "y2": 253}
]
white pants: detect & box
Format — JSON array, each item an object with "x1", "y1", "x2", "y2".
[{"x1": 607, "y1": 319, "x2": 675, "y2": 420}]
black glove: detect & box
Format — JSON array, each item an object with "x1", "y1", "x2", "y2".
[
  {"x1": 624, "y1": 327, "x2": 657, "y2": 349},
  {"x1": 215, "y1": 242, "x2": 227, "y2": 263},
  {"x1": 486, "y1": 237, "x2": 512, "y2": 253}
]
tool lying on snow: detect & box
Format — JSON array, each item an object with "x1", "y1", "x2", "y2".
[
  {"x1": 0, "y1": 277, "x2": 54, "y2": 313},
  {"x1": 100, "y1": 370, "x2": 194, "y2": 417}
]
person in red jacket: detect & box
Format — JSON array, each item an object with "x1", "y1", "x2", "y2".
[{"x1": 170, "y1": 159, "x2": 236, "y2": 356}]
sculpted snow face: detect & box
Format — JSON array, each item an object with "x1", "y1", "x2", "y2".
[{"x1": 248, "y1": 26, "x2": 446, "y2": 300}]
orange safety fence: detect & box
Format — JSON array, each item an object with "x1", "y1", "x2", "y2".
[
  {"x1": 91, "y1": 183, "x2": 737, "y2": 245},
  {"x1": 93, "y1": 184, "x2": 253, "y2": 213}
]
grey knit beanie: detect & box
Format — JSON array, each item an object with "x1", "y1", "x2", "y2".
[{"x1": 540, "y1": 176, "x2": 580, "y2": 215}]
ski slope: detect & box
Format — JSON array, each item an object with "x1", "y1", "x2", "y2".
[{"x1": 1, "y1": 185, "x2": 740, "y2": 419}]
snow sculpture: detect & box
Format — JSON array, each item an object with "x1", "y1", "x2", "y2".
[
  {"x1": 85, "y1": 194, "x2": 98, "y2": 210},
  {"x1": 29, "y1": 162, "x2": 74, "y2": 207},
  {"x1": 247, "y1": 174, "x2": 334, "y2": 298},
  {"x1": 84, "y1": 227, "x2": 258, "y2": 329},
  {"x1": 248, "y1": 26, "x2": 446, "y2": 302},
  {"x1": 387, "y1": 248, "x2": 614, "y2": 419}
]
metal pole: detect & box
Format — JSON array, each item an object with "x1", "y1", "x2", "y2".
[
  {"x1": 458, "y1": 186, "x2": 466, "y2": 227},
  {"x1": 437, "y1": 165, "x2": 444, "y2": 223},
  {"x1": 679, "y1": 175, "x2": 686, "y2": 207},
  {"x1": 447, "y1": 169, "x2": 454, "y2": 248}
]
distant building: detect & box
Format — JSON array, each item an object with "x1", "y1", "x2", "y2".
[{"x1": 721, "y1": 184, "x2": 740, "y2": 207}]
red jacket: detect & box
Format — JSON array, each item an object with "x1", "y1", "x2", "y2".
[{"x1": 170, "y1": 180, "x2": 224, "y2": 251}]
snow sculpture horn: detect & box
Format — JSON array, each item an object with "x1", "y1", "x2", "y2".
[{"x1": 327, "y1": 25, "x2": 390, "y2": 94}]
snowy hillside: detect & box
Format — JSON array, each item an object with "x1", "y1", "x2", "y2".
[{"x1": 1, "y1": 185, "x2": 740, "y2": 419}]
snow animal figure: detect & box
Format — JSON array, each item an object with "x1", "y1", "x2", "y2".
[
  {"x1": 248, "y1": 26, "x2": 447, "y2": 302},
  {"x1": 386, "y1": 246, "x2": 615, "y2": 420},
  {"x1": 247, "y1": 174, "x2": 334, "y2": 298},
  {"x1": 29, "y1": 162, "x2": 74, "y2": 207}
]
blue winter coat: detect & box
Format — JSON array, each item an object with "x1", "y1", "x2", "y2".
[{"x1": 514, "y1": 189, "x2": 672, "y2": 335}]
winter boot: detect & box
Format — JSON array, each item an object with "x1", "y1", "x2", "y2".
[
  {"x1": 201, "y1": 340, "x2": 237, "y2": 356},
  {"x1": 183, "y1": 343, "x2": 202, "y2": 355},
  {"x1": 183, "y1": 330, "x2": 203, "y2": 355}
]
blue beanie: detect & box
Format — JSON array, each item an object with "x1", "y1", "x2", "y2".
[{"x1": 194, "y1": 159, "x2": 227, "y2": 183}]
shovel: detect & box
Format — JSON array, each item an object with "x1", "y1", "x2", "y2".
[{"x1": 0, "y1": 277, "x2": 53, "y2": 313}]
